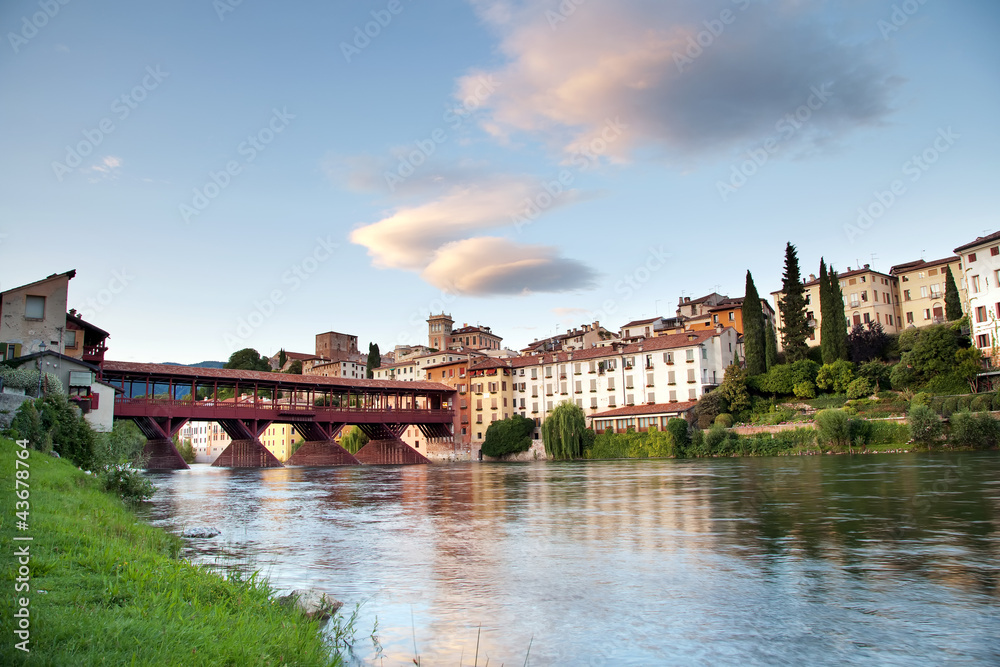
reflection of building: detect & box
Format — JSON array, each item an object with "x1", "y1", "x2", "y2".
[
  {"x1": 771, "y1": 264, "x2": 902, "y2": 348},
  {"x1": 891, "y1": 257, "x2": 966, "y2": 328},
  {"x1": 955, "y1": 232, "x2": 1000, "y2": 356},
  {"x1": 185, "y1": 418, "x2": 303, "y2": 462}
]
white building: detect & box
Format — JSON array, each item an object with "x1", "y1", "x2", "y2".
[{"x1": 955, "y1": 231, "x2": 1000, "y2": 357}]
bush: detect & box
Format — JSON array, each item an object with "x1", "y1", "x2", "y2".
[
  {"x1": 957, "y1": 395, "x2": 975, "y2": 412},
  {"x1": 100, "y1": 464, "x2": 154, "y2": 504},
  {"x1": 926, "y1": 373, "x2": 972, "y2": 396},
  {"x1": 971, "y1": 394, "x2": 992, "y2": 412},
  {"x1": 815, "y1": 409, "x2": 851, "y2": 450},
  {"x1": 866, "y1": 420, "x2": 911, "y2": 445},
  {"x1": 816, "y1": 360, "x2": 855, "y2": 393},
  {"x1": 857, "y1": 361, "x2": 892, "y2": 391},
  {"x1": 586, "y1": 429, "x2": 676, "y2": 459},
  {"x1": 846, "y1": 377, "x2": 874, "y2": 400},
  {"x1": 908, "y1": 404, "x2": 943, "y2": 445},
  {"x1": 693, "y1": 390, "x2": 727, "y2": 429},
  {"x1": 714, "y1": 413, "x2": 734, "y2": 428},
  {"x1": 666, "y1": 418, "x2": 689, "y2": 457},
  {"x1": 992, "y1": 393, "x2": 1000, "y2": 411},
  {"x1": 793, "y1": 380, "x2": 816, "y2": 399},
  {"x1": 941, "y1": 397, "x2": 959, "y2": 417},
  {"x1": 482, "y1": 415, "x2": 535, "y2": 458},
  {"x1": 949, "y1": 411, "x2": 1000, "y2": 450},
  {"x1": 911, "y1": 392, "x2": 932, "y2": 408}
]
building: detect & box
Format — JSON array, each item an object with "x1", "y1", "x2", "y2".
[
  {"x1": 315, "y1": 331, "x2": 361, "y2": 362},
  {"x1": 683, "y1": 297, "x2": 777, "y2": 335},
  {"x1": 5, "y1": 351, "x2": 116, "y2": 431},
  {"x1": 521, "y1": 321, "x2": 619, "y2": 354},
  {"x1": 468, "y1": 357, "x2": 519, "y2": 452},
  {"x1": 676, "y1": 293, "x2": 728, "y2": 319},
  {"x1": 303, "y1": 359, "x2": 366, "y2": 379},
  {"x1": 373, "y1": 349, "x2": 484, "y2": 382},
  {"x1": 590, "y1": 402, "x2": 698, "y2": 434},
  {"x1": 771, "y1": 264, "x2": 902, "y2": 348},
  {"x1": 260, "y1": 422, "x2": 303, "y2": 462},
  {"x1": 954, "y1": 232, "x2": 1000, "y2": 357},
  {"x1": 268, "y1": 350, "x2": 315, "y2": 372},
  {"x1": 890, "y1": 256, "x2": 967, "y2": 327},
  {"x1": 427, "y1": 313, "x2": 503, "y2": 351}
]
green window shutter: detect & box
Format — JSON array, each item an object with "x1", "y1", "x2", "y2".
[{"x1": 0, "y1": 343, "x2": 7, "y2": 359}]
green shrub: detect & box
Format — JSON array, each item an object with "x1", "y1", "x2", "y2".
[
  {"x1": 911, "y1": 392, "x2": 932, "y2": 408},
  {"x1": 971, "y1": 394, "x2": 992, "y2": 412},
  {"x1": 865, "y1": 420, "x2": 911, "y2": 445},
  {"x1": 693, "y1": 390, "x2": 727, "y2": 429},
  {"x1": 809, "y1": 393, "x2": 847, "y2": 410},
  {"x1": 957, "y1": 395, "x2": 975, "y2": 412},
  {"x1": 941, "y1": 397, "x2": 959, "y2": 417},
  {"x1": 992, "y1": 392, "x2": 1000, "y2": 411},
  {"x1": 483, "y1": 414, "x2": 536, "y2": 458},
  {"x1": 857, "y1": 361, "x2": 893, "y2": 391},
  {"x1": 815, "y1": 409, "x2": 851, "y2": 450},
  {"x1": 948, "y1": 411, "x2": 1000, "y2": 450},
  {"x1": 586, "y1": 429, "x2": 676, "y2": 459},
  {"x1": 667, "y1": 418, "x2": 689, "y2": 457},
  {"x1": 793, "y1": 380, "x2": 816, "y2": 399},
  {"x1": 908, "y1": 404, "x2": 943, "y2": 445},
  {"x1": 926, "y1": 373, "x2": 972, "y2": 396},
  {"x1": 714, "y1": 413, "x2": 734, "y2": 428},
  {"x1": 816, "y1": 360, "x2": 855, "y2": 393},
  {"x1": 846, "y1": 377, "x2": 874, "y2": 400}
]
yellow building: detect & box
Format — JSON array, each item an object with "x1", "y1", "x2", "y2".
[
  {"x1": 467, "y1": 357, "x2": 516, "y2": 446},
  {"x1": 260, "y1": 423, "x2": 304, "y2": 462},
  {"x1": 890, "y1": 256, "x2": 966, "y2": 327},
  {"x1": 771, "y1": 264, "x2": 902, "y2": 348}
]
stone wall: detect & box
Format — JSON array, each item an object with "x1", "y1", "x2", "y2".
[{"x1": 0, "y1": 392, "x2": 31, "y2": 429}]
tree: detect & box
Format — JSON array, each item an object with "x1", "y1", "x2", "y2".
[
  {"x1": 482, "y1": 415, "x2": 535, "y2": 458},
  {"x1": 542, "y1": 401, "x2": 588, "y2": 459},
  {"x1": 339, "y1": 426, "x2": 369, "y2": 454},
  {"x1": 719, "y1": 363, "x2": 750, "y2": 414},
  {"x1": 945, "y1": 266, "x2": 963, "y2": 321},
  {"x1": 955, "y1": 346, "x2": 983, "y2": 393},
  {"x1": 366, "y1": 343, "x2": 381, "y2": 379},
  {"x1": 666, "y1": 418, "x2": 690, "y2": 457},
  {"x1": 848, "y1": 321, "x2": 889, "y2": 362},
  {"x1": 765, "y1": 319, "x2": 778, "y2": 370},
  {"x1": 778, "y1": 242, "x2": 810, "y2": 362},
  {"x1": 819, "y1": 259, "x2": 839, "y2": 364},
  {"x1": 225, "y1": 348, "x2": 271, "y2": 372},
  {"x1": 278, "y1": 349, "x2": 287, "y2": 369},
  {"x1": 284, "y1": 360, "x2": 303, "y2": 374},
  {"x1": 828, "y1": 268, "x2": 850, "y2": 361},
  {"x1": 741, "y1": 271, "x2": 766, "y2": 375}
]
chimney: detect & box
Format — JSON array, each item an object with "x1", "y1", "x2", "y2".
[
  {"x1": 809, "y1": 274, "x2": 816, "y2": 282},
  {"x1": 864, "y1": 263, "x2": 870, "y2": 269}
]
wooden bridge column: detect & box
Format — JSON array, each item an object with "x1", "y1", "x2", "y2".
[
  {"x1": 211, "y1": 418, "x2": 282, "y2": 468},
  {"x1": 285, "y1": 422, "x2": 360, "y2": 466},
  {"x1": 133, "y1": 416, "x2": 190, "y2": 470}
]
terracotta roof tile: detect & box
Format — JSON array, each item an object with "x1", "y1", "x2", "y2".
[
  {"x1": 590, "y1": 401, "x2": 698, "y2": 419},
  {"x1": 955, "y1": 231, "x2": 1000, "y2": 254}
]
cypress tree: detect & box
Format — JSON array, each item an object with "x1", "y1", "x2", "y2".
[
  {"x1": 819, "y1": 259, "x2": 837, "y2": 364},
  {"x1": 779, "y1": 242, "x2": 810, "y2": 362},
  {"x1": 741, "y1": 271, "x2": 766, "y2": 375},
  {"x1": 945, "y1": 265, "x2": 963, "y2": 321},
  {"x1": 765, "y1": 319, "x2": 778, "y2": 369},
  {"x1": 829, "y1": 268, "x2": 850, "y2": 360},
  {"x1": 365, "y1": 343, "x2": 381, "y2": 379}
]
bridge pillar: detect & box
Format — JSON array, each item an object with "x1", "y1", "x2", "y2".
[
  {"x1": 355, "y1": 438, "x2": 431, "y2": 465},
  {"x1": 212, "y1": 439, "x2": 283, "y2": 468},
  {"x1": 142, "y1": 438, "x2": 190, "y2": 470},
  {"x1": 285, "y1": 441, "x2": 360, "y2": 466}
]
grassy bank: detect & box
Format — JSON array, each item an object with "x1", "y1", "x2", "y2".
[{"x1": 0, "y1": 437, "x2": 341, "y2": 666}]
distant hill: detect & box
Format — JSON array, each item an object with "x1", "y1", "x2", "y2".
[{"x1": 160, "y1": 361, "x2": 226, "y2": 368}]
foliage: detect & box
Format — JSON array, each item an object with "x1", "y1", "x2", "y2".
[
  {"x1": 666, "y1": 418, "x2": 690, "y2": 457},
  {"x1": 715, "y1": 413, "x2": 734, "y2": 428},
  {"x1": 482, "y1": 414, "x2": 535, "y2": 458},
  {"x1": 284, "y1": 360, "x2": 303, "y2": 374},
  {"x1": 925, "y1": 372, "x2": 973, "y2": 396},
  {"x1": 849, "y1": 321, "x2": 889, "y2": 363},
  {"x1": 954, "y1": 346, "x2": 983, "y2": 393},
  {"x1": 816, "y1": 360, "x2": 855, "y2": 393},
  {"x1": 175, "y1": 437, "x2": 196, "y2": 464},
  {"x1": 8, "y1": 398, "x2": 51, "y2": 451},
  {"x1": 846, "y1": 377, "x2": 874, "y2": 400},
  {"x1": 908, "y1": 404, "x2": 943, "y2": 444},
  {"x1": 778, "y1": 242, "x2": 811, "y2": 361},
  {"x1": 945, "y1": 265, "x2": 963, "y2": 321},
  {"x1": 0, "y1": 365, "x2": 64, "y2": 395},
  {"x1": 742, "y1": 271, "x2": 766, "y2": 375},
  {"x1": 693, "y1": 389, "x2": 727, "y2": 429},
  {"x1": 753, "y1": 359, "x2": 820, "y2": 396},
  {"x1": 828, "y1": 268, "x2": 851, "y2": 361},
  {"x1": 278, "y1": 348, "x2": 287, "y2": 368},
  {"x1": 948, "y1": 411, "x2": 1000, "y2": 450},
  {"x1": 586, "y1": 428, "x2": 675, "y2": 459},
  {"x1": 819, "y1": 259, "x2": 848, "y2": 364},
  {"x1": 339, "y1": 425, "x2": 369, "y2": 454},
  {"x1": 765, "y1": 319, "x2": 778, "y2": 370},
  {"x1": 892, "y1": 321, "x2": 970, "y2": 390},
  {"x1": 719, "y1": 363, "x2": 750, "y2": 413},
  {"x1": 857, "y1": 361, "x2": 892, "y2": 391},
  {"x1": 814, "y1": 409, "x2": 868, "y2": 450},
  {"x1": 366, "y1": 342, "x2": 381, "y2": 379},
  {"x1": 793, "y1": 381, "x2": 816, "y2": 399},
  {"x1": 224, "y1": 348, "x2": 271, "y2": 372},
  {"x1": 542, "y1": 401, "x2": 588, "y2": 459}
]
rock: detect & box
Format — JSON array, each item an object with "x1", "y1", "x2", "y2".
[
  {"x1": 277, "y1": 589, "x2": 343, "y2": 623},
  {"x1": 49, "y1": 451, "x2": 60, "y2": 458},
  {"x1": 181, "y1": 527, "x2": 220, "y2": 538}
]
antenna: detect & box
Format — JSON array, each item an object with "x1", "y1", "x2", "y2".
[{"x1": 869, "y1": 253, "x2": 878, "y2": 267}]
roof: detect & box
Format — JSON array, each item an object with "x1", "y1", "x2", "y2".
[
  {"x1": 955, "y1": 230, "x2": 1000, "y2": 254},
  {"x1": 889, "y1": 257, "x2": 960, "y2": 275},
  {"x1": 590, "y1": 401, "x2": 698, "y2": 419},
  {"x1": 621, "y1": 317, "x2": 662, "y2": 328},
  {"x1": 9, "y1": 349, "x2": 100, "y2": 371},
  {"x1": 771, "y1": 265, "x2": 892, "y2": 293},
  {"x1": 707, "y1": 297, "x2": 775, "y2": 314},
  {"x1": 1, "y1": 270, "x2": 76, "y2": 296},
  {"x1": 101, "y1": 360, "x2": 453, "y2": 392},
  {"x1": 66, "y1": 312, "x2": 110, "y2": 337},
  {"x1": 315, "y1": 331, "x2": 357, "y2": 338},
  {"x1": 451, "y1": 325, "x2": 500, "y2": 338},
  {"x1": 282, "y1": 351, "x2": 316, "y2": 361}
]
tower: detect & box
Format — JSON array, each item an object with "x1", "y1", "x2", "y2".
[{"x1": 427, "y1": 313, "x2": 454, "y2": 350}]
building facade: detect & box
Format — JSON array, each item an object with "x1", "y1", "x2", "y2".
[
  {"x1": 955, "y1": 232, "x2": 1000, "y2": 357},
  {"x1": 890, "y1": 256, "x2": 967, "y2": 327}
]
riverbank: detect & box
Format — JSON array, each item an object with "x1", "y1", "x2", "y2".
[{"x1": 0, "y1": 437, "x2": 342, "y2": 666}]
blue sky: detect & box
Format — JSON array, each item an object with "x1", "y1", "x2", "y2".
[{"x1": 1, "y1": 0, "x2": 998, "y2": 363}]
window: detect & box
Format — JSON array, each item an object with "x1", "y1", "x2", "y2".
[
  {"x1": 969, "y1": 253, "x2": 977, "y2": 263},
  {"x1": 977, "y1": 334, "x2": 991, "y2": 349},
  {"x1": 972, "y1": 275, "x2": 981, "y2": 294},
  {"x1": 689, "y1": 388, "x2": 697, "y2": 400},
  {"x1": 993, "y1": 247, "x2": 1000, "y2": 256},
  {"x1": 930, "y1": 284, "x2": 941, "y2": 297},
  {"x1": 669, "y1": 390, "x2": 677, "y2": 402},
  {"x1": 663, "y1": 352, "x2": 673, "y2": 363},
  {"x1": 904, "y1": 289, "x2": 911, "y2": 301},
  {"x1": 873, "y1": 291, "x2": 879, "y2": 302},
  {"x1": 668, "y1": 371, "x2": 676, "y2": 385},
  {"x1": 976, "y1": 305, "x2": 987, "y2": 323},
  {"x1": 687, "y1": 369, "x2": 696, "y2": 383},
  {"x1": 686, "y1": 349, "x2": 694, "y2": 362},
  {"x1": 24, "y1": 295, "x2": 44, "y2": 319},
  {"x1": 646, "y1": 372, "x2": 654, "y2": 387},
  {"x1": 625, "y1": 376, "x2": 634, "y2": 389},
  {"x1": 861, "y1": 291, "x2": 868, "y2": 302},
  {"x1": 863, "y1": 313, "x2": 871, "y2": 324},
  {"x1": 626, "y1": 394, "x2": 634, "y2": 405},
  {"x1": 647, "y1": 392, "x2": 655, "y2": 404},
  {"x1": 590, "y1": 379, "x2": 597, "y2": 392},
  {"x1": 713, "y1": 314, "x2": 719, "y2": 324},
  {"x1": 64, "y1": 330, "x2": 77, "y2": 347},
  {"x1": 728, "y1": 312, "x2": 735, "y2": 321},
  {"x1": 924, "y1": 309, "x2": 932, "y2": 321},
  {"x1": 920, "y1": 286, "x2": 928, "y2": 298},
  {"x1": 607, "y1": 377, "x2": 615, "y2": 389},
  {"x1": 591, "y1": 397, "x2": 598, "y2": 408}
]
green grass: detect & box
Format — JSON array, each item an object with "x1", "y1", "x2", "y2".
[{"x1": 0, "y1": 437, "x2": 343, "y2": 666}]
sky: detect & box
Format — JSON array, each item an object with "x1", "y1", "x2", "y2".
[{"x1": 1, "y1": 0, "x2": 998, "y2": 363}]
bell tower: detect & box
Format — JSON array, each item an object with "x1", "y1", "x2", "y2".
[{"x1": 427, "y1": 313, "x2": 454, "y2": 350}]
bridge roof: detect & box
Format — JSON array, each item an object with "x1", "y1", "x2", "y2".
[{"x1": 103, "y1": 360, "x2": 453, "y2": 392}]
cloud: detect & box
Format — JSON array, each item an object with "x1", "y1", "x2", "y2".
[
  {"x1": 85, "y1": 155, "x2": 122, "y2": 182},
  {"x1": 460, "y1": 0, "x2": 900, "y2": 160},
  {"x1": 421, "y1": 237, "x2": 598, "y2": 295},
  {"x1": 349, "y1": 177, "x2": 595, "y2": 295}
]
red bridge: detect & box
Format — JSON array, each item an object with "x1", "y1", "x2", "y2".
[{"x1": 102, "y1": 361, "x2": 456, "y2": 469}]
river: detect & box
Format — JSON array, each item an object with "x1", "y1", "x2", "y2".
[{"x1": 143, "y1": 453, "x2": 1000, "y2": 665}]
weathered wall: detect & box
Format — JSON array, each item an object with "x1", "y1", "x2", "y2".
[{"x1": 0, "y1": 392, "x2": 32, "y2": 428}]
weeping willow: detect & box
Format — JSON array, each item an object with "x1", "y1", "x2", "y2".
[
  {"x1": 339, "y1": 426, "x2": 369, "y2": 454},
  {"x1": 542, "y1": 401, "x2": 587, "y2": 459}
]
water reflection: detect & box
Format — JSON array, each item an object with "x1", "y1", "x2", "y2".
[{"x1": 143, "y1": 453, "x2": 1000, "y2": 665}]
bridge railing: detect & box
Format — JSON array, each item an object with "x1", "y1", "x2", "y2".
[{"x1": 113, "y1": 396, "x2": 454, "y2": 422}]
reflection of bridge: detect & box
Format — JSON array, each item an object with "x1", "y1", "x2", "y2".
[{"x1": 102, "y1": 361, "x2": 456, "y2": 469}]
